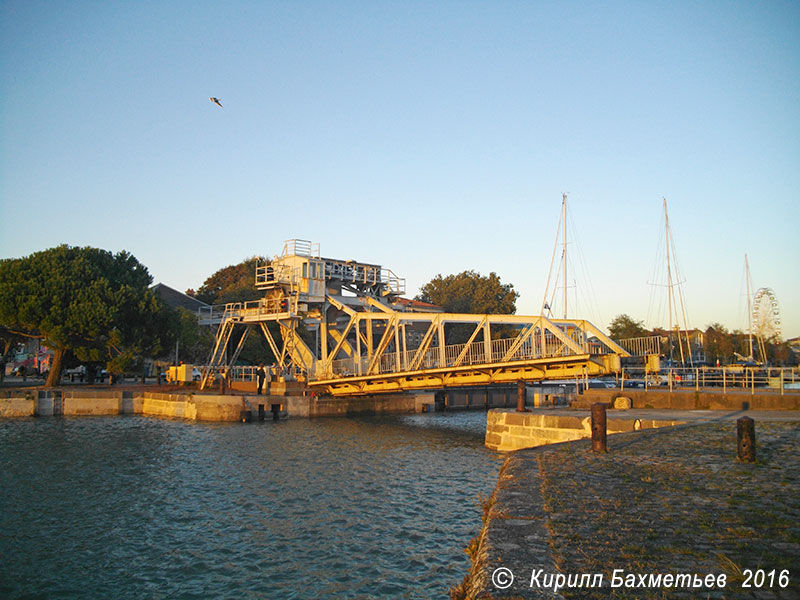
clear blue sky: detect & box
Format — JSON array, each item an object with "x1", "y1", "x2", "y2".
[{"x1": 2, "y1": 1, "x2": 798, "y2": 338}]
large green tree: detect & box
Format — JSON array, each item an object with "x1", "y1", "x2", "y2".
[
  {"x1": 416, "y1": 270, "x2": 518, "y2": 344},
  {"x1": 0, "y1": 245, "x2": 174, "y2": 386},
  {"x1": 607, "y1": 314, "x2": 650, "y2": 340},
  {"x1": 193, "y1": 256, "x2": 266, "y2": 305},
  {"x1": 416, "y1": 270, "x2": 518, "y2": 314},
  {"x1": 704, "y1": 323, "x2": 734, "y2": 365},
  {"x1": 174, "y1": 307, "x2": 216, "y2": 364}
]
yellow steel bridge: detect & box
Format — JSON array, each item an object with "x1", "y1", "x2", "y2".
[{"x1": 199, "y1": 240, "x2": 630, "y2": 396}]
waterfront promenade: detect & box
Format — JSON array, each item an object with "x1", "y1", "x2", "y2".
[{"x1": 458, "y1": 411, "x2": 800, "y2": 599}]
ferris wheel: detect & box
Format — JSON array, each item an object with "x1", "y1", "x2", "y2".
[{"x1": 752, "y1": 287, "x2": 782, "y2": 341}]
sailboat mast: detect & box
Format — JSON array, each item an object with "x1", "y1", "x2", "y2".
[
  {"x1": 664, "y1": 198, "x2": 674, "y2": 333},
  {"x1": 745, "y1": 254, "x2": 753, "y2": 360},
  {"x1": 562, "y1": 193, "x2": 568, "y2": 319},
  {"x1": 663, "y1": 198, "x2": 688, "y2": 364}
]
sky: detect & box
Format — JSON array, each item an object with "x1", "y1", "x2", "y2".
[{"x1": 2, "y1": 1, "x2": 799, "y2": 339}]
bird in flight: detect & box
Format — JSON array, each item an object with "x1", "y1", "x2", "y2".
[{"x1": 209, "y1": 97, "x2": 223, "y2": 108}]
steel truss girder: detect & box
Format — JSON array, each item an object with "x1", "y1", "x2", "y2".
[
  {"x1": 318, "y1": 308, "x2": 623, "y2": 372},
  {"x1": 311, "y1": 354, "x2": 617, "y2": 397},
  {"x1": 312, "y1": 297, "x2": 629, "y2": 395}
]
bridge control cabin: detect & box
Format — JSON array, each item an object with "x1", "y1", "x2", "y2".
[{"x1": 255, "y1": 239, "x2": 405, "y2": 308}]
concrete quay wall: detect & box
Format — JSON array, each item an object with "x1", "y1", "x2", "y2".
[
  {"x1": 484, "y1": 408, "x2": 682, "y2": 452},
  {"x1": 3, "y1": 384, "x2": 569, "y2": 422},
  {"x1": 0, "y1": 390, "x2": 249, "y2": 422},
  {"x1": 575, "y1": 388, "x2": 800, "y2": 411},
  {"x1": 2, "y1": 388, "x2": 490, "y2": 421},
  {"x1": 0, "y1": 395, "x2": 35, "y2": 417}
]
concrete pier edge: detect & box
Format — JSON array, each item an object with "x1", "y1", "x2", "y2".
[{"x1": 455, "y1": 412, "x2": 800, "y2": 599}]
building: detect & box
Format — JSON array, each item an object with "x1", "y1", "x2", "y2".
[{"x1": 152, "y1": 283, "x2": 210, "y2": 313}]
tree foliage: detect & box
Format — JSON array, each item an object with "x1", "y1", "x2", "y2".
[
  {"x1": 415, "y1": 270, "x2": 519, "y2": 344},
  {"x1": 194, "y1": 256, "x2": 266, "y2": 305},
  {"x1": 0, "y1": 245, "x2": 175, "y2": 386},
  {"x1": 704, "y1": 323, "x2": 734, "y2": 365},
  {"x1": 173, "y1": 308, "x2": 216, "y2": 365},
  {"x1": 607, "y1": 314, "x2": 650, "y2": 340},
  {"x1": 705, "y1": 324, "x2": 798, "y2": 366},
  {"x1": 416, "y1": 270, "x2": 518, "y2": 315}
]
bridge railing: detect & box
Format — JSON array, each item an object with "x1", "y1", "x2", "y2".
[
  {"x1": 282, "y1": 239, "x2": 320, "y2": 257},
  {"x1": 255, "y1": 262, "x2": 299, "y2": 290},
  {"x1": 615, "y1": 335, "x2": 663, "y2": 356},
  {"x1": 618, "y1": 365, "x2": 800, "y2": 394},
  {"x1": 380, "y1": 269, "x2": 406, "y2": 295},
  {"x1": 325, "y1": 330, "x2": 594, "y2": 379},
  {"x1": 197, "y1": 304, "x2": 227, "y2": 322},
  {"x1": 197, "y1": 295, "x2": 297, "y2": 323},
  {"x1": 207, "y1": 297, "x2": 296, "y2": 322}
]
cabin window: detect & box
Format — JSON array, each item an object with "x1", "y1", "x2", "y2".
[{"x1": 302, "y1": 262, "x2": 308, "y2": 278}]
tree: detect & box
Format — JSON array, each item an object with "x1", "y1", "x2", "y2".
[
  {"x1": 607, "y1": 314, "x2": 650, "y2": 340},
  {"x1": 194, "y1": 256, "x2": 266, "y2": 305},
  {"x1": 704, "y1": 323, "x2": 734, "y2": 365},
  {"x1": 416, "y1": 270, "x2": 518, "y2": 315},
  {"x1": 0, "y1": 245, "x2": 174, "y2": 386},
  {"x1": 0, "y1": 326, "x2": 26, "y2": 382},
  {"x1": 416, "y1": 270, "x2": 518, "y2": 344},
  {"x1": 174, "y1": 307, "x2": 216, "y2": 364}
]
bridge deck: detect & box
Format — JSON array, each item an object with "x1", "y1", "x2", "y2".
[{"x1": 310, "y1": 353, "x2": 617, "y2": 396}]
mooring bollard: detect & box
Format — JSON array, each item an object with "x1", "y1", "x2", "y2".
[
  {"x1": 591, "y1": 402, "x2": 607, "y2": 453},
  {"x1": 516, "y1": 380, "x2": 528, "y2": 412},
  {"x1": 271, "y1": 404, "x2": 280, "y2": 421},
  {"x1": 258, "y1": 404, "x2": 265, "y2": 421},
  {"x1": 737, "y1": 416, "x2": 756, "y2": 462}
]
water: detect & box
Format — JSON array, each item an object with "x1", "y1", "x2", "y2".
[{"x1": 0, "y1": 413, "x2": 501, "y2": 599}]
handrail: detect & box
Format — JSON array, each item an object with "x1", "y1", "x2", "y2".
[
  {"x1": 617, "y1": 365, "x2": 800, "y2": 395},
  {"x1": 282, "y1": 239, "x2": 320, "y2": 258},
  {"x1": 615, "y1": 335, "x2": 663, "y2": 356},
  {"x1": 326, "y1": 331, "x2": 587, "y2": 378}
]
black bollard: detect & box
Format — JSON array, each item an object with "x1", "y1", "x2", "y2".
[
  {"x1": 516, "y1": 380, "x2": 528, "y2": 412},
  {"x1": 737, "y1": 416, "x2": 756, "y2": 463},
  {"x1": 258, "y1": 404, "x2": 265, "y2": 421},
  {"x1": 271, "y1": 404, "x2": 280, "y2": 421},
  {"x1": 591, "y1": 402, "x2": 607, "y2": 453}
]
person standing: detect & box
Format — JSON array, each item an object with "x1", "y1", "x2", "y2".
[{"x1": 256, "y1": 363, "x2": 266, "y2": 395}]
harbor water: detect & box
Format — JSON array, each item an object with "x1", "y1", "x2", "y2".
[{"x1": 0, "y1": 412, "x2": 501, "y2": 599}]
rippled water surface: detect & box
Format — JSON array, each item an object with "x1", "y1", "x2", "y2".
[{"x1": 0, "y1": 413, "x2": 501, "y2": 598}]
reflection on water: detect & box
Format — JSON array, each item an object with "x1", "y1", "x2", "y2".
[{"x1": 0, "y1": 412, "x2": 501, "y2": 599}]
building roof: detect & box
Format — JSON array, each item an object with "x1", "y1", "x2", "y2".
[
  {"x1": 152, "y1": 283, "x2": 209, "y2": 312},
  {"x1": 392, "y1": 297, "x2": 444, "y2": 313}
]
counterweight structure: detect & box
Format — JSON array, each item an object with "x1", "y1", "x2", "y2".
[{"x1": 200, "y1": 240, "x2": 629, "y2": 396}]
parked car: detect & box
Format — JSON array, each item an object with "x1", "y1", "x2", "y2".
[
  {"x1": 586, "y1": 379, "x2": 615, "y2": 389},
  {"x1": 12, "y1": 365, "x2": 37, "y2": 377},
  {"x1": 64, "y1": 365, "x2": 108, "y2": 383}
]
